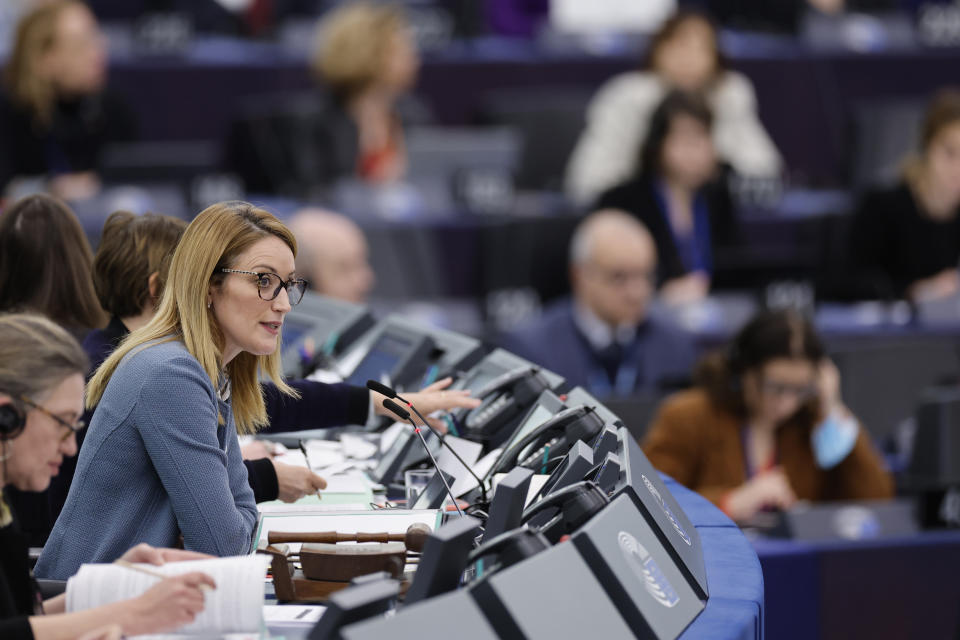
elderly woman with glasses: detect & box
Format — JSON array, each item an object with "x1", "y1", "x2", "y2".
[
  {"x1": 642, "y1": 310, "x2": 893, "y2": 523},
  {"x1": 0, "y1": 313, "x2": 217, "y2": 640},
  {"x1": 36, "y1": 201, "x2": 478, "y2": 580}
]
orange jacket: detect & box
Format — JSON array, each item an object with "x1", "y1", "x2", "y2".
[{"x1": 642, "y1": 389, "x2": 894, "y2": 507}]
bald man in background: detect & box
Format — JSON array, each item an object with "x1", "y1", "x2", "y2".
[
  {"x1": 500, "y1": 209, "x2": 695, "y2": 396},
  {"x1": 288, "y1": 208, "x2": 376, "y2": 304}
]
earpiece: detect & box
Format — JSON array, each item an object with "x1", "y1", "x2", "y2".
[{"x1": 0, "y1": 403, "x2": 26, "y2": 441}]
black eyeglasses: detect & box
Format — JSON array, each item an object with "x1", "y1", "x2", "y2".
[
  {"x1": 19, "y1": 396, "x2": 86, "y2": 442},
  {"x1": 220, "y1": 269, "x2": 308, "y2": 305}
]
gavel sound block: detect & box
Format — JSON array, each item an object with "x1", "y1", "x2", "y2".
[{"x1": 263, "y1": 523, "x2": 430, "y2": 603}]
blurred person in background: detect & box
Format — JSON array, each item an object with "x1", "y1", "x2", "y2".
[
  {"x1": 0, "y1": 1, "x2": 135, "y2": 201},
  {"x1": 501, "y1": 210, "x2": 695, "y2": 397},
  {"x1": 848, "y1": 89, "x2": 960, "y2": 302},
  {"x1": 565, "y1": 9, "x2": 780, "y2": 205},
  {"x1": 596, "y1": 90, "x2": 738, "y2": 305},
  {"x1": 310, "y1": 2, "x2": 422, "y2": 185},
  {"x1": 287, "y1": 208, "x2": 375, "y2": 304},
  {"x1": 0, "y1": 194, "x2": 107, "y2": 341},
  {"x1": 643, "y1": 309, "x2": 893, "y2": 523}
]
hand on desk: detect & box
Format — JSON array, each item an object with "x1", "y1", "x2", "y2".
[
  {"x1": 241, "y1": 440, "x2": 277, "y2": 460},
  {"x1": 372, "y1": 377, "x2": 481, "y2": 433},
  {"x1": 724, "y1": 467, "x2": 797, "y2": 522},
  {"x1": 274, "y1": 461, "x2": 327, "y2": 502},
  {"x1": 78, "y1": 624, "x2": 122, "y2": 640},
  {"x1": 907, "y1": 268, "x2": 960, "y2": 302}
]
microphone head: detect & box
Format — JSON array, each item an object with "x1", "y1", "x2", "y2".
[
  {"x1": 382, "y1": 398, "x2": 410, "y2": 421},
  {"x1": 366, "y1": 379, "x2": 397, "y2": 398}
]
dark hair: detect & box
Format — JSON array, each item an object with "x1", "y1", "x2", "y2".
[
  {"x1": 638, "y1": 90, "x2": 713, "y2": 180},
  {"x1": 92, "y1": 211, "x2": 188, "y2": 318},
  {"x1": 919, "y1": 88, "x2": 960, "y2": 154},
  {"x1": 642, "y1": 10, "x2": 726, "y2": 78},
  {"x1": 695, "y1": 309, "x2": 825, "y2": 422},
  {"x1": 0, "y1": 194, "x2": 107, "y2": 330}
]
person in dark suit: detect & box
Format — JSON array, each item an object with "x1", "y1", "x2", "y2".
[
  {"x1": 847, "y1": 89, "x2": 960, "y2": 302},
  {"x1": 596, "y1": 90, "x2": 738, "y2": 306},
  {"x1": 501, "y1": 209, "x2": 696, "y2": 397}
]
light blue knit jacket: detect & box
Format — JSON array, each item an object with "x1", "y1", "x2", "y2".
[{"x1": 36, "y1": 339, "x2": 257, "y2": 580}]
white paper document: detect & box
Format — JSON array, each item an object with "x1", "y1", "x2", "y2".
[
  {"x1": 263, "y1": 604, "x2": 326, "y2": 625},
  {"x1": 67, "y1": 555, "x2": 270, "y2": 635}
]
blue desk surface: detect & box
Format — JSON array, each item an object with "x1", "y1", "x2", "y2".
[
  {"x1": 754, "y1": 527, "x2": 960, "y2": 639},
  {"x1": 663, "y1": 477, "x2": 765, "y2": 640}
]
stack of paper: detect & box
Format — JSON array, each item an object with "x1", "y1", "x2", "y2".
[{"x1": 67, "y1": 555, "x2": 270, "y2": 636}]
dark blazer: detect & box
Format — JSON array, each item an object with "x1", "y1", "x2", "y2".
[
  {"x1": 0, "y1": 509, "x2": 37, "y2": 640},
  {"x1": 0, "y1": 91, "x2": 136, "y2": 192},
  {"x1": 225, "y1": 90, "x2": 429, "y2": 197},
  {"x1": 500, "y1": 299, "x2": 696, "y2": 396},
  {"x1": 596, "y1": 176, "x2": 738, "y2": 285},
  {"x1": 643, "y1": 389, "x2": 894, "y2": 507},
  {"x1": 848, "y1": 181, "x2": 960, "y2": 299}
]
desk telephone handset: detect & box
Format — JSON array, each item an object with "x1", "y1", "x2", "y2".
[
  {"x1": 491, "y1": 405, "x2": 605, "y2": 477},
  {"x1": 467, "y1": 481, "x2": 609, "y2": 582},
  {"x1": 464, "y1": 367, "x2": 551, "y2": 438}
]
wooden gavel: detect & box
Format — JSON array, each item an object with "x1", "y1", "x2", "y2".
[{"x1": 268, "y1": 522, "x2": 431, "y2": 553}]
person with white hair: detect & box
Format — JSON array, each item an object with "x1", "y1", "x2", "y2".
[
  {"x1": 500, "y1": 209, "x2": 695, "y2": 397},
  {"x1": 287, "y1": 208, "x2": 375, "y2": 304}
]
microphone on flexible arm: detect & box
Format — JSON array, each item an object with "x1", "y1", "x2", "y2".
[
  {"x1": 367, "y1": 380, "x2": 489, "y2": 505},
  {"x1": 381, "y1": 398, "x2": 464, "y2": 518}
]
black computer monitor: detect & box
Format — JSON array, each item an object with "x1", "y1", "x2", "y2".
[
  {"x1": 410, "y1": 469, "x2": 457, "y2": 510},
  {"x1": 908, "y1": 386, "x2": 960, "y2": 489},
  {"x1": 280, "y1": 292, "x2": 375, "y2": 378},
  {"x1": 371, "y1": 427, "x2": 442, "y2": 486},
  {"x1": 345, "y1": 326, "x2": 435, "y2": 390}
]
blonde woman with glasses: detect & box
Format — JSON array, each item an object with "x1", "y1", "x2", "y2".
[
  {"x1": 36, "y1": 201, "x2": 477, "y2": 580},
  {"x1": 0, "y1": 313, "x2": 215, "y2": 640},
  {"x1": 36, "y1": 202, "x2": 310, "y2": 580}
]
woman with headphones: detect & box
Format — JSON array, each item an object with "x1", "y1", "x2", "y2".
[
  {"x1": 642, "y1": 309, "x2": 893, "y2": 522},
  {"x1": 0, "y1": 313, "x2": 215, "y2": 640}
]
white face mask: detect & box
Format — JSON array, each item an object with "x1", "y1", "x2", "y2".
[{"x1": 811, "y1": 410, "x2": 859, "y2": 469}]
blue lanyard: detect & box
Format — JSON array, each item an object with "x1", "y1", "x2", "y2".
[
  {"x1": 652, "y1": 181, "x2": 714, "y2": 275},
  {"x1": 586, "y1": 339, "x2": 642, "y2": 397}
]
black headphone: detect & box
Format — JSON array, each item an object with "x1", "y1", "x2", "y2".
[{"x1": 0, "y1": 403, "x2": 25, "y2": 441}]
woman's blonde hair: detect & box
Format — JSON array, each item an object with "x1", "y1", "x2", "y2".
[
  {"x1": 86, "y1": 201, "x2": 299, "y2": 434},
  {"x1": 4, "y1": 0, "x2": 85, "y2": 125},
  {"x1": 0, "y1": 313, "x2": 88, "y2": 410},
  {"x1": 312, "y1": 2, "x2": 407, "y2": 99}
]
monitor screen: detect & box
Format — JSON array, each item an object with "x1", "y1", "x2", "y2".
[{"x1": 346, "y1": 332, "x2": 416, "y2": 386}]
